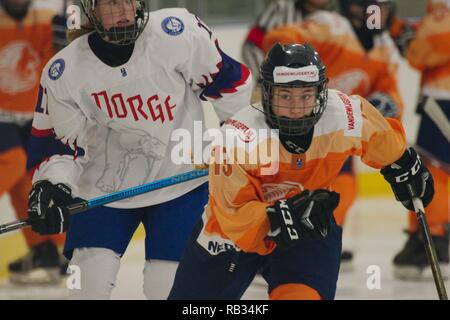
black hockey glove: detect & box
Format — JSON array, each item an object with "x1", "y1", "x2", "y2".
[
  {"x1": 381, "y1": 147, "x2": 434, "y2": 211},
  {"x1": 267, "y1": 189, "x2": 340, "y2": 249},
  {"x1": 28, "y1": 180, "x2": 73, "y2": 235}
]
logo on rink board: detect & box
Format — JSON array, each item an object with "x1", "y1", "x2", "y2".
[
  {"x1": 48, "y1": 59, "x2": 65, "y2": 80},
  {"x1": 161, "y1": 17, "x2": 184, "y2": 36}
]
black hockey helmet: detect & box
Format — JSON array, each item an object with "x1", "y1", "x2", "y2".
[
  {"x1": 339, "y1": 0, "x2": 395, "y2": 33},
  {"x1": 0, "y1": 0, "x2": 31, "y2": 21},
  {"x1": 260, "y1": 43, "x2": 328, "y2": 138},
  {"x1": 80, "y1": 0, "x2": 150, "y2": 46}
]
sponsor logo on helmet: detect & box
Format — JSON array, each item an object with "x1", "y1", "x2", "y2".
[
  {"x1": 161, "y1": 17, "x2": 184, "y2": 36},
  {"x1": 273, "y1": 66, "x2": 319, "y2": 83},
  {"x1": 48, "y1": 59, "x2": 65, "y2": 81}
]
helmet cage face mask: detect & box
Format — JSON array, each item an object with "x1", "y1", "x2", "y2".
[
  {"x1": 80, "y1": 0, "x2": 150, "y2": 46},
  {"x1": 260, "y1": 43, "x2": 328, "y2": 137},
  {"x1": 261, "y1": 79, "x2": 328, "y2": 136}
]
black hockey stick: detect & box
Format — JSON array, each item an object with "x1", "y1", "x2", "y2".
[{"x1": 409, "y1": 186, "x2": 448, "y2": 300}]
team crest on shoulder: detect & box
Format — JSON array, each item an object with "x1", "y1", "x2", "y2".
[
  {"x1": 48, "y1": 59, "x2": 65, "y2": 81},
  {"x1": 161, "y1": 17, "x2": 184, "y2": 36}
]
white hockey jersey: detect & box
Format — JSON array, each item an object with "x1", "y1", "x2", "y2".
[{"x1": 28, "y1": 8, "x2": 252, "y2": 208}]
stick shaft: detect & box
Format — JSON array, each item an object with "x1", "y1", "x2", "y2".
[
  {"x1": 412, "y1": 197, "x2": 448, "y2": 300},
  {"x1": 0, "y1": 170, "x2": 208, "y2": 235}
]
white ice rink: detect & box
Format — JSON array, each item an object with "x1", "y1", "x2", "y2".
[{"x1": 1, "y1": 197, "x2": 448, "y2": 300}]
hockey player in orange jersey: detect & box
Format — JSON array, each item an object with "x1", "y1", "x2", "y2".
[
  {"x1": 392, "y1": 0, "x2": 450, "y2": 280},
  {"x1": 168, "y1": 43, "x2": 434, "y2": 300},
  {"x1": 261, "y1": 0, "x2": 403, "y2": 269},
  {"x1": 389, "y1": 11, "x2": 418, "y2": 56},
  {"x1": 0, "y1": 0, "x2": 66, "y2": 284},
  {"x1": 242, "y1": 0, "x2": 334, "y2": 80}
]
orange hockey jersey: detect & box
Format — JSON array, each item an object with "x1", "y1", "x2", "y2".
[
  {"x1": 406, "y1": 0, "x2": 450, "y2": 99},
  {"x1": 262, "y1": 11, "x2": 404, "y2": 116},
  {"x1": 0, "y1": 5, "x2": 55, "y2": 116},
  {"x1": 198, "y1": 89, "x2": 406, "y2": 256}
]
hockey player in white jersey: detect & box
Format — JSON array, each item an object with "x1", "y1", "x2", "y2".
[{"x1": 26, "y1": 0, "x2": 251, "y2": 299}]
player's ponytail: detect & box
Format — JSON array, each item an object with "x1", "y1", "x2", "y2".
[{"x1": 67, "y1": 22, "x2": 95, "y2": 43}]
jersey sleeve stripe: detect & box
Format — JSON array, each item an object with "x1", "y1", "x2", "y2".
[
  {"x1": 27, "y1": 129, "x2": 86, "y2": 171},
  {"x1": 199, "y1": 41, "x2": 251, "y2": 100}
]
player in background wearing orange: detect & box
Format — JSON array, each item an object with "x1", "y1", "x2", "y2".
[
  {"x1": 168, "y1": 43, "x2": 434, "y2": 300},
  {"x1": 0, "y1": 0, "x2": 66, "y2": 284},
  {"x1": 389, "y1": 9, "x2": 419, "y2": 57},
  {"x1": 392, "y1": 0, "x2": 450, "y2": 280},
  {"x1": 262, "y1": 0, "x2": 403, "y2": 269},
  {"x1": 242, "y1": 0, "x2": 334, "y2": 81}
]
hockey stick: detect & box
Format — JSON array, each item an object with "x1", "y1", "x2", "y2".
[
  {"x1": 408, "y1": 186, "x2": 448, "y2": 300},
  {"x1": 0, "y1": 169, "x2": 208, "y2": 235}
]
